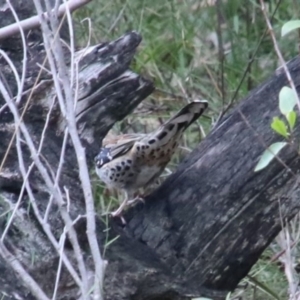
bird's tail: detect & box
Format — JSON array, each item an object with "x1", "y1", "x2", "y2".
[
  {"x1": 164, "y1": 100, "x2": 208, "y2": 130},
  {"x1": 147, "y1": 100, "x2": 208, "y2": 144}
]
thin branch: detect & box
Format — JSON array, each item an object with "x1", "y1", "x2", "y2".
[
  {"x1": 0, "y1": 70, "x2": 85, "y2": 295},
  {"x1": 34, "y1": 1, "x2": 105, "y2": 298},
  {"x1": 215, "y1": 0, "x2": 225, "y2": 105},
  {"x1": 6, "y1": 0, "x2": 27, "y2": 105},
  {"x1": 0, "y1": 0, "x2": 92, "y2": 40},
  {"x1": 44, "y1": 129, "x2": 69, "y2": 222},
  {"x1": 0, "y1": 4, "x2": 86, "y2": 292},
  {"x1": 52, "y1": 231, "x2": 66, "y2": 300},
  {"x1": 214, "y1": 0, "x2": 283, "y2": 126},
  {"x1": 1, "y1": 98, "x2": 54, "y2": 241},
  {"x1": 33, "y1": 0, "x2": 91, "y2": 296},
  {"x1": 52, "y1": 215, "x2": 85, "y2": 300},
  {"x1": 0, "y1": 242, "x2": 50, "y2": 300},
  {"x1": 260, "y1": 0, "x2": 300, "y2": 110},
  {"x1": 14, "y1": 128, "x2": 83, "y2": 288}
]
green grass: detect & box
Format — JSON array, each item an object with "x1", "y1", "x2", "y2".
[{"x1": 75, "y1": 0, "x2": 300, "y2": 298}]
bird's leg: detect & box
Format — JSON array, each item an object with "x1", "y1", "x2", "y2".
[
  {"x1": 127, "y1": 191, "x2": 145, "y2": 206},
  {"x1": 110, "y1": 191, "x2": 129, "y2": 218},
  {"x1": 111, "y1": 191, "x2": 145, "y2": 224},
  {"x1": 127, "y1": 182, "x2": 159, "y2": 206}
]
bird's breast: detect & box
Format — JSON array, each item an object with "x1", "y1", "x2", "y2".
[{"x1": 95, "y1": 157, "x2": 163, "y2": 191}]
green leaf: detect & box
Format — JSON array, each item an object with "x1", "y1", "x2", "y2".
[
  {"x1": 271, "y1": 117, "x2": 288, "y2": 138},
  {"x1": 254, "y1": 142, "x2": 287, "y2": 172},
  {"x1": 279, "y1": 86, "x2": 297, "y2": 115},
  {"x1": 281, "y1": 20, "x2": 300, "y2": 37},
  {"x1": 287, "y1": 111, "x2": 297, "y2": 130}
]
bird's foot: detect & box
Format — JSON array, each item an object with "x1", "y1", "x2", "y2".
[
  {"x1": 127, "y1": 195, "x2": 145, "y2": 206},
  {"x1": 110, "y1": 209, "x2": 127, "y2": 224},
  {"x1": 109, "y1": 196, "x2": 144, "y2": 224},
  {"x1": 110, "y1": 207, "x2": 126, "y2": 218}
]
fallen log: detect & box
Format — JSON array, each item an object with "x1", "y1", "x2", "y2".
[{"x1": 124, "y1": 56, "x2": 300, "y2": 297}]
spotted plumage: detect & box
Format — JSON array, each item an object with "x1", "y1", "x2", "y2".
[{"x1": 95, "y1": 100, "x2": 208, "y2": 217}]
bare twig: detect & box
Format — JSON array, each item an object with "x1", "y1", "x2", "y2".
[
  {"x1": 1, "y1": 0, "x2": 28, "y2": 243},
  {"x1": 276, "y1": 229, "x2": 298, "y2": 297},
  {"x1": 52, "y1": 214, "x2": 85, "y2": 300},
  {"x1": 52, "y1": 231, "x2": 67, "y2": 300},
  {"x1": 33, "y1": 0, "x2": 105, "y2": 298},
  {"x1": 108, "y1": 3, "x2": 127, "y2": 33},
  {"x1": 0, "y1": 4, "x2": 86, "y2": 293},
  {"x1": 214, "y1": 0, "x2": 283, "y2": 126},
  {"x1": 256, "y1": 6, "x2": 300, "y2": 294},
  {"x1": 22, "y1": 2, "x2": 95, "y2": 297},
  {"x1": 0, "y1": 0, "x2": 92, "y2": 40},
  {"x1": 0, "y1": 58, "x2": 85, "y2": 296},
  {"x1": 0, "y1": 242, "x2": 50, "y2": 300},
  {"x1": 260, "y1": 0, "x2": 300, "y2": 110},
  {"x1": 13, "y1": 116, "x2": 83, "y2": 289},
  {"x1": 0, "y1": 17, "x2": 68, "y2": 177},
  {"x1": 43, "y1": 129, "x2": 69, "y2": 222},
  {"x1": 1, "y1": 97, "x2": 55, "y2": 241},
  {"x1": 215, "y1": 0, "x2": 225, "y2": 105}
]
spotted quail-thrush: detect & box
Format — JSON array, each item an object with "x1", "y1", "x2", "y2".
[{"x1": 95, "y1": 100, "x2": 208, "y2": 217}]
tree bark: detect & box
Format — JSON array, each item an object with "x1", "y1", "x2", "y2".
[
  {"x1": 125, "y1": 56, "x2": 300, "y2": 296},
  {"x1": 1, "y1": 1, "x2": 300, "y2": 300}
]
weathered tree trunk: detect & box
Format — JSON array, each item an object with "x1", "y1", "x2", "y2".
[
  {"x1": 125, "y1": 57, "x2": 300, "y2": 296},
  {"x1": 1, "y1": 1, "x2": 300, "y2": 300}
]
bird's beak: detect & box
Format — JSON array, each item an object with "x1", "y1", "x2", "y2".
[
  {"x1": 94, "y1": 155, "x2": 102, "y2": 168},
  {"x1": 97, "y1": 160, "x2": 103, "y2": 168}
]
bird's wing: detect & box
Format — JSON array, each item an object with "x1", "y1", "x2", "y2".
[
  {"x1": 103, "y1": 133, "x2": 146, "y2": 159},
  {"x1": 103, "y1": 133, "x2": 145, "y2": 147}
]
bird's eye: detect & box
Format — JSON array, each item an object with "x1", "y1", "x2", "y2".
[{"x1": 95, "y1": 147, "x2": 112, "y2": 168}]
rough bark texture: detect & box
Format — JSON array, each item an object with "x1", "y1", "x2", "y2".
[
  {"x1": 125, "y1": 58, "x2": 300, "y2": 295},
  {"x1": 1, "y1": 1, "x2": 300, "y2": 300}
]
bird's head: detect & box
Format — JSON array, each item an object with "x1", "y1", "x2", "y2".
[{"x1": 94, "y1": 147, "x2": 112, "y2": 168}]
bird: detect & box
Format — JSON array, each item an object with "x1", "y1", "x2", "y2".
[{"x1": 94, "y1": 100, "x2": 208, "y2": 217}]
